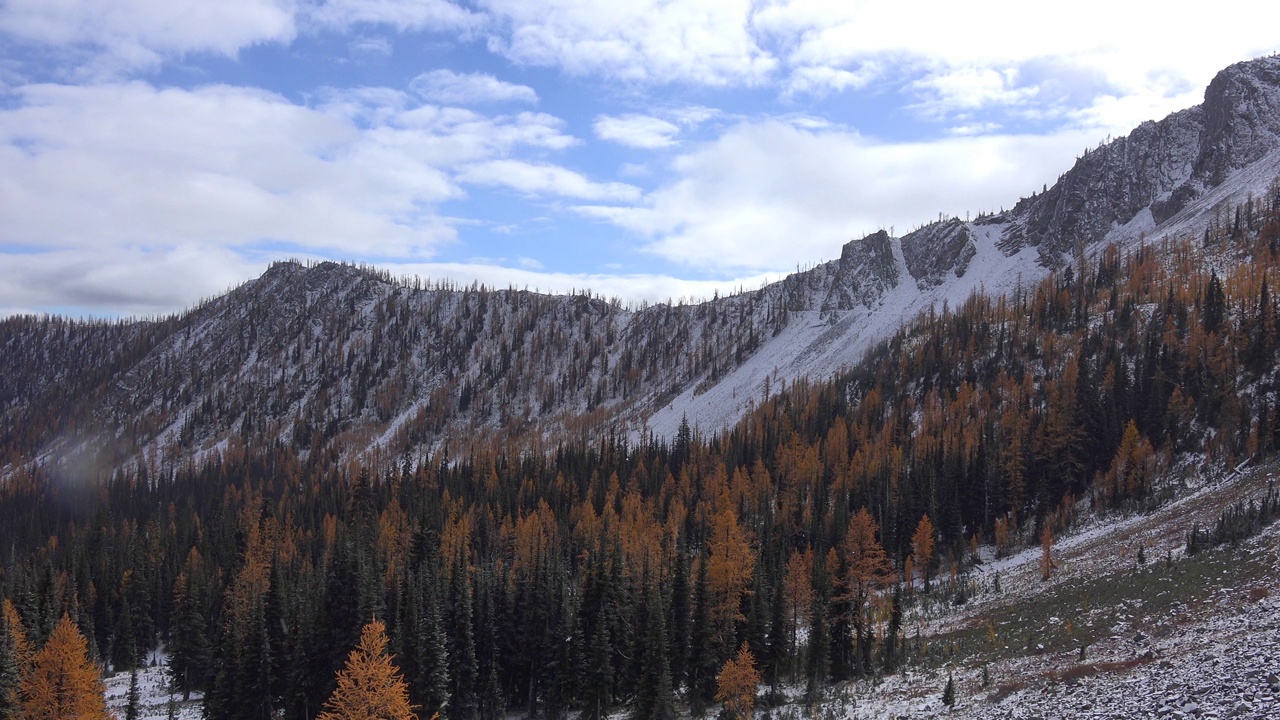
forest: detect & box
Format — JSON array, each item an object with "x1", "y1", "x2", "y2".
[{"x1": 2, "y1": 189, "x2": 1280, "y2": 720}]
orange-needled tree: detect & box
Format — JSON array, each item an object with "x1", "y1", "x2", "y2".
[
  {"x1": 19, "y1": 614, "x2": 112, "y2": 720},
  {"x1": 318, "y1": 619, "x2": 418, "y2": 720}
]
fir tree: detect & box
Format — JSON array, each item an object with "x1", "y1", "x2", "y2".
[
  {"x1": 125, "y1": 668, "x2": 141, "y2": 720},
  {"x1": 630, "y1": 584, "x2": 675, "y2": 720}
]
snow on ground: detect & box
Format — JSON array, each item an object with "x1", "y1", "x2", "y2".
[
  {"x1": 789, "y1": 460, "x2": 1280, "y2": 719},
  {"x1": 103, "y1": 650, "x2": 202, "y2": 720},
  {"x1": 643, "y1": 221, "x2": 1045, "y2": 441}
]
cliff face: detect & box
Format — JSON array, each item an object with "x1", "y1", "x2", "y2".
[
  {"x1": 900, "y1": 219, "x2": 976, "y2": 289},
  {"x1": 821, "y1": 230, "x2": 900, "y2": 313},
  {"x1": 991, "y1": 56, "x2": 1280, "y2": 264}
]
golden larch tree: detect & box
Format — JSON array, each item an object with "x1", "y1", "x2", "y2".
[
  {"x1": 910, "y1": 514, "x2": 935, "y2": 590},
  {"x1": 318, "y1": 619, "x2": 417, "y2": 720},
  {"x1": 843, "y1": 507, "x2": 892, "y2": 670},
  {"x1": 715, "y1": 643, "x2": 761, "y2": 720},
  {"x1": 1040, "y1": 525, "x2": 1055, "y2": 581},
  {"x1": 706, "y1": 504, "x2": 755, "y2": 638},
  {"x1": 19, "y1": 614, "x2": 112, "y2": 720}
]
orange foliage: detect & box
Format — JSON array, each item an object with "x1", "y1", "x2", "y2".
[
  {"x1": 19, "y1": 615, "x2": 112, "y2": 720},
  {"x1": 715, "y1": 643, "x2": 761, "y2": 720},
  {"x1": 318, "y1": 619, "x2": 418, "y2": 720}
]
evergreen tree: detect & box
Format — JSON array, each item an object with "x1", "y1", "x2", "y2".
[
  {"x1": 666, "y1": 545, "x2": 690, "y2": 691},
  {"x1": 125, "y1": 668, "x2": 141, "y2": 720},
  {"x1": 0, "y1": 599, "x2": 30, "y2": 720},
  {"x1": 630, "y1": 584, "x2": 675, "y2": 720},
  {"x1": 412, "y1": 567, "x2": 451, "y2": 719},
  {"x1": 447, "y1": 554, "x2": 478, "y2": 720},
  {"x1": 168, "y1": 559, "x2": 210, "y2": 700},
  {"x1": 686, "y1": 552, "x2": 717, "y2": 714}
]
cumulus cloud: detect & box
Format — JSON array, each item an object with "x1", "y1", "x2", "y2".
[
  {"x1": 593, "y1": 113, "x2": 681, "y2": 149},
  {"x1": 0, "y1": 245, "x2": 264, "y2": 318},
  {"x1": 0, "y1": 81, "x2": 627, "y2": 312},
  {"x1": 307, "y1": 0, "x2": 484, "y2": 33},
  {"x1": 381, "y1": 261, "x2": 779, "y2": 306},
  {"x1": 410, "y1": 69, "x2": 538, "y2": 105},
  {"x1": 754, "y1": 0, "x2": 1280, "y2": 132},
  {"x1": 456, "y1": 159, "x2": 641, "y2": 201},
  {"x1": 576, "y1": 119, "x2": 1097, "y2": 273},
  {"x1": 0, "y1": 0, "x2": 297, "y2": 74},
  {"x1": 480, "y1": 0, "x2": 776, "y2": 85}
]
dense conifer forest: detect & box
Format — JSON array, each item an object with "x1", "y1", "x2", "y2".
[{"x1": 2, "y1": 189, "x2": 1280, "y2": 720}]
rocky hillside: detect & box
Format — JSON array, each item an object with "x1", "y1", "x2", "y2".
[
  {"x1": 4, "y1": 56, "x2": 1280, "y2": 472},
  {"x1": 991, "y1": 55, "x2": 1280, "y2": 264}
]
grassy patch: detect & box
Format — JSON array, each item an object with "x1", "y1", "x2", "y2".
[{"x1": 901, "y1": 538, "x2": 1276, "y2": 672}]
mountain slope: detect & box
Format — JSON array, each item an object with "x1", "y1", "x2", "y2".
[{"x1": 4, "y1": 56, "x2": 1280, "y2": 472}]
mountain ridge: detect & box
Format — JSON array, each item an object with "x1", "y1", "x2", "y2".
[{"x1": 5, "y1": 55, "x2": 1280, "y2": 472}]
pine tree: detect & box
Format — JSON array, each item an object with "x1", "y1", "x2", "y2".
[
  {"x1": 317, "y1": 619, "x2": 418, "y2": 720},
  {"x1": 168, "y1": 556, "x2": 211, "y2": 700},
  {"x1": 125, "y1": 668, "x2": 141, "y2": 720},
  {"x1": 630, "y1": 584, "x2": 675, "y2": 720},
  {"x1": 942, "y1": 673, "x2": 955, "y2": 707},
  {"x1": 19, "y1": 614, "x2": 112, "y2": 720},
  {"x1": 686, "y1": 552, "x2": 717, "y2": 714}
]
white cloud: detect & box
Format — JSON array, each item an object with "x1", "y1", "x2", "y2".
[
  {"x1": 910, "y1": 66, "x2": 1038, "y2": 117},
  {"x1": 576, "y1": 120, "x2": 1096, "y2": 273},
  {"x1": 594, "y1": 113, "x2": 680, "y2": 149},
  {"x1": 0, "y1": 81, "x2": 625, "y2": 312},
  {"x1": 0, "y1": 245, "x2": 264, "y2": 318},
  {"x1": 753, "y1": 1, "x2": 1280, "y2": 132},
  {"x1": 307, "y1": 0, "x2": 483, "y2": 33},
  {"x1": 457, "y1": 159, "x2": 641, "y2": 201},
  {"x1": 379, "y1": 261, "x2": 779, "y2": 306},
  {"x1": 349, "y1": 35, "x2": 393, "y2": 58},
  {"x1": 480, "y1": 0, "x2": 776, "y2": 86},
  {"x1": 782, "y1": 64, "x2": 878, "y2": 98},
  {"x1": 410, "y1": 69, "x2": 538, "y2": 105},
  {"x1": 0, "y1": 0, "x2": 297, "y2": 74}
]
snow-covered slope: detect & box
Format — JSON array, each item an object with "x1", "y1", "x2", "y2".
[{"x1": 5, "y1": 56, "x2": 1280, "y2": 469}]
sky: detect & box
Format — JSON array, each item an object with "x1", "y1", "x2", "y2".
[{"x1": 1, "y1": 1, "x2": 1278, "y2": 318}]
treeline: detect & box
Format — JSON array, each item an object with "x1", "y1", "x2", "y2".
[{"x1": 2, "y1": 191, "x2": 1280, "y2": 718}]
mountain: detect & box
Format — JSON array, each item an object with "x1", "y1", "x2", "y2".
[
  {"x1": 4, "y1": 56, "x2": 1280, "y2": 473},
  {"x1": 993, "y1": 55, "x2": 1280, "y2": 261}
]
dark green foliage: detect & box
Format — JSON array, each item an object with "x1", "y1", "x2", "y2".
[
  {"x1": 942, "y1": 674, "x2": 955, "y2": 707},
  {"x1": 686, "y1": 553, "x2": 717, "y2": 714},
  {"x1": 630, "y1": 584, "x2": 675, "y2": 720},
  {"x1": 125, "y1": 668, "x2": 141, "y2": 720},
  {"x1": 1186, "y1": 483, "x2": 1278, "y2": 554}
]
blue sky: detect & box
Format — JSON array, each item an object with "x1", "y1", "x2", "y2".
[{"x1": 1, "y1": 1, "x2": 1278, "y2": 317}]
